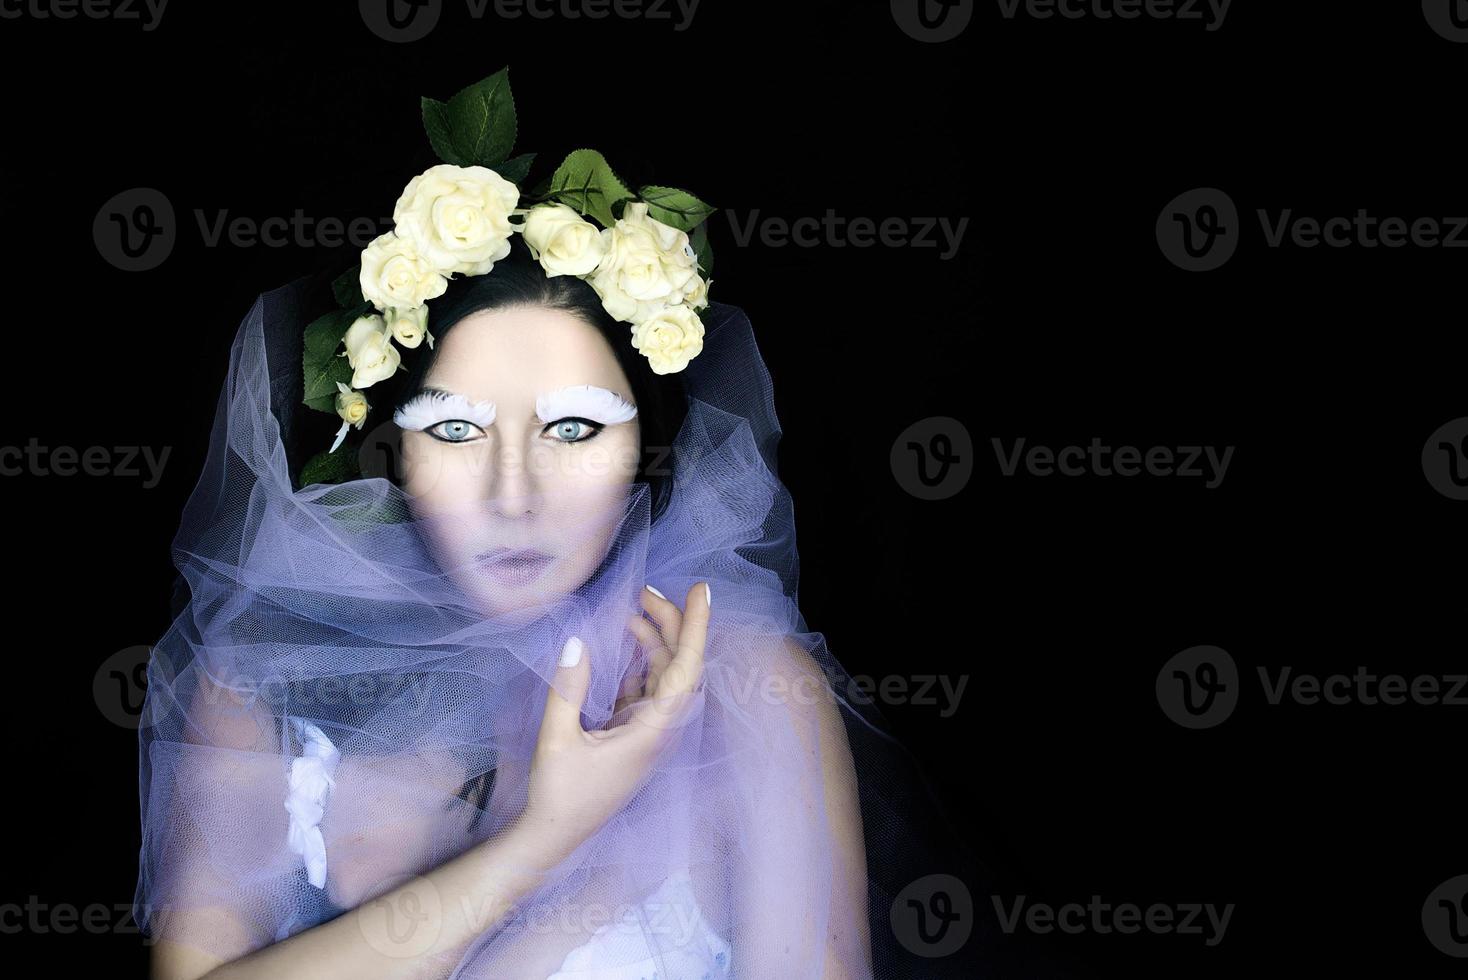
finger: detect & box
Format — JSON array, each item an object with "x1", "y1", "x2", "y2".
[
  {"x1": 639, "y1": 584, "x2": 683, "y2": 691},
  {"x1": 646, "y1": 639, "x2": 674, "y2": 697},
  {"x1": 616, "y1": 641, "x2": 646, "y2": 702},
  {"x1": 540, "y1": 636, "x2": 589, "y2": 741},
  {"x1": 651, "y1": 581, "x2": 710, "y2": 701},
  {"x1": 627, "y1": 615, "x2": 674, "y2": 695},
  {"x1": 640, "y1": 584, "x2": 683, "y2": 640},
  {"x1": 613, "y1": 653, "x2": 645, "y2": 718}
]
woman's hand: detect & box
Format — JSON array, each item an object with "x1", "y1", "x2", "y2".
[{"x1": 514, "y1": 581, "x2": 711, "y2": 863}]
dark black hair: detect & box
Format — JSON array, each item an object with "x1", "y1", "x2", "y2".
[{"x1": 375, "y1": 235, "x2": 688, "y2": 523}]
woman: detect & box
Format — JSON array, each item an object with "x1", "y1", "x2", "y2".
[{"x1": 134, "y1": 69, "x2": 974, "y2": 979}]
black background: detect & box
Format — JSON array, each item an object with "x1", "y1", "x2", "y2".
[{"x1": 3, "y1": 1, "x2": 1466, "y2": 976}]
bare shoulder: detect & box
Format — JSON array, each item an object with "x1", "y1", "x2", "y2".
[{"x1": 717, "y1": 626, "x2": 848, "y2": 749}]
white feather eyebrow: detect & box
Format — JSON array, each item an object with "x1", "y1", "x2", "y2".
[
  {"x1": 536, "y1": 385, "x2": 638, "y2": 425},
  {"x1": 393, "y1": 389, "x2": 497, "y2": 431}
]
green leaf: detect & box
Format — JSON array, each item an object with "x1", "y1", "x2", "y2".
[
  {"x1": 302, "y1": 305, "x2": 367, "y2": 413},
  {"x1": 690, "y1": 223, "x2": 714, "y2": 276},
  {"x1": 639, "y1": 185, "x2": 715, "y2": 232},
  {"x1": 492, "y1": 152, "x2": 535, "y2": 185},
  {"x1": 421, "y1": 67, "x2": 517, "y2": 168},
  {"x1": 541, "y1": 149, "x2": 635, "y2": 228},
  {"x1": 299, "y1": 443, "x2": 361, "y2": 487},
  {"x1": 421, "y1": 98, "x2": 458, "y2": 164},
  {"x1": 331, "y1": 264, "x2": 364, "y2": 308}
]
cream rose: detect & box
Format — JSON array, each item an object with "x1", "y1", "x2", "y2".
[
  {"x1": 682, "y1": 272, "x2": 710, "y2": 310},
  {"x1": 360, "y1": 232, "x2": 448, "y2": 312},
  {"x1": 392, "y1": 163, "x2": 519, "y2": 276},
  {"x1": 329, "y1": 381, "x2": 369, "y2": 453},
  {"x1": 588, "y1": 202, "x2": 702, "y2": 323},
  {"x1": 341, "y1": 313, "x2": 402, "y2": 389},
  {"x1": 629, "y1": 304, "x2": 705, "y2": 375},
  {"x1": 522, "y1": 203, "x2": 607, "y2": 276},
  {"x1": 386, "y1": 305, "x2": 431, "y2": 349}
]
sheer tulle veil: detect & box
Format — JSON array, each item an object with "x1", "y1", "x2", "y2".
[{"x1": 132, "y1": 270, "x2": 989, "y2": 977}]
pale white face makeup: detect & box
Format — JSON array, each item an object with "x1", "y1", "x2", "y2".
[{"x1": 396, "y1": 305, "x2": 643, "y2": 618}]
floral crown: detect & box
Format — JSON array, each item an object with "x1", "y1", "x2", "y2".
[{"x1": 299, "y1": 66, "x2": 715, "y2": 485}]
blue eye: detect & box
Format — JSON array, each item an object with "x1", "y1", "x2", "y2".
[
  {"x1": 546, "y1": 418, "x2": 602, "y2": 444},
  {"x1": 427, "y1": 420, "x2": 485, "y2": 443}
]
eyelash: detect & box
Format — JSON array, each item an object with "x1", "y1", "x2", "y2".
[{"x1": 425, "y1": 417, "x2": 606, "y2": 445}]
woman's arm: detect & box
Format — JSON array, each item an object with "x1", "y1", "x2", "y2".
[
  {"x1": 731, "y1": 637, "x2": 873, "y2": 979},
  {"x1": 146, "y1": 672, "x2": 570, "y2": 980},
  {"x1": 150, "y1": 591, "x2": 711, "y2": 980},
  {"x1": 151, "y1": 818, "x2": 566, "y2": 980}
]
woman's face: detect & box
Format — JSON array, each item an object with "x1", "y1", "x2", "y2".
[{"x1": 396, "y1": 304, "x2": 641, "y2": 617}]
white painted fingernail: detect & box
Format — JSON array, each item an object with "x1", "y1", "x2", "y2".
[
  {"x1": 704, "y1": 582, "x2": 712, "y2": 607},
  {"x1": 645, "y1": 584, "x2": 667, "y2": 600},
  {"x1": 559, "y1": 636, "x2": 583, "y2": 667}
]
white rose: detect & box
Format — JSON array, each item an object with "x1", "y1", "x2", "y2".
[
  {"x1": 386, "y1": 305, "x2": 430, "y2": 349},
  {"x1": 522, "y1": 203, "x2": 607, "y2": 276},
  {"x1": 629, "y1": 304, "x2": 705, "y2": 375},
  {"x1": 360, "y1": 232, "x2": 448, "y2": 312},
  {"x1": 392, "y1": 163, "x2": 519, "y2": 276},
  {"x1": 588, "y1": 201, "x2": 701, "y2": 323},
  {"x1": 341, "y1": 313, "x2": 402, "y2": 389},
  {"x1": 330, "y1": 381, "x2": 369, "y2": 453},
  {"x1": 683, "y1": 273, "x2": 710, "y2": 310}
]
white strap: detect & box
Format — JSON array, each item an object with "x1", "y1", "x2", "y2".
[{"x1": 283, "y1": 718, "x2": 340, "y2": 889}]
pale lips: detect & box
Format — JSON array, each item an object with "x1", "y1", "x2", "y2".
[{"x1": 474, "y1": 547, "x2": 555, "y2": 586}]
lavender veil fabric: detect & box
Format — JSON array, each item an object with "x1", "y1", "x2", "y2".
[{"x1": 131, "y1": 274, "x2": 985, "y2": 978}]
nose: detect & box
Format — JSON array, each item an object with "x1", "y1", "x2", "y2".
[{"x1": 484, "y1": 436, "x2": 537, "y2": 519}]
